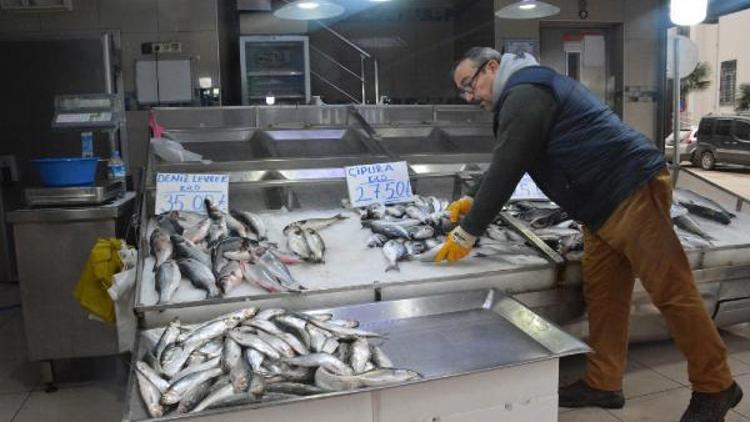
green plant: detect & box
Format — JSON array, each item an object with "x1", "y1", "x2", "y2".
[
  {"x1": 737, "y1": 83, "x2": 750, "y2": 111},
  {"x1": 681, "y1": 61, "x2": 711, "y2": 98}
]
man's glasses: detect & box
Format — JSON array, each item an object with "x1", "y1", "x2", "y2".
[{"x1": 458, "y1": 61, "x2": 489, "y2": 100}]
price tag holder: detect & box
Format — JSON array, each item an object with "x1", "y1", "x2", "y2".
[
  {"x1": 345, "y1": 161, "x2": 414, "y2": 207},
  {"x1": 155, "y1": 173, "x2": 229, "y2": 215},
  {"x1": 510, "y1": 173, "x2": 548, "y2": 201}
]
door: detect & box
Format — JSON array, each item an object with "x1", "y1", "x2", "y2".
[
  {"x1": 713, "y1": 119, "x2": 734, "y2": 162},
  {"x1": 731, "y1": 120, "x2": 750, "y2": 165}
]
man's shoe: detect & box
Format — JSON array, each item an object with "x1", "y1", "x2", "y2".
[
  {"x1": 558, "y1": 379, "x2": 625, "y2": 409},
  {"x1": 680, "y1": 382, "x2": 743, "y2": 422}
]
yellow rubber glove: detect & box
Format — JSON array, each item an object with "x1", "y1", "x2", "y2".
[
  {"x1": 435, "y1": 226, "x2": 477, "y2": 263},
  {"x1": 447, "y1": 196, "x2": 473, "y2": 223}
]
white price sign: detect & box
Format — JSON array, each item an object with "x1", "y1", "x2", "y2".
[
  {"x1": 155, "y1": 173, "x2": 229, "y2": 215},
  {"x1": 510, "y1": 173, "x2": 548, "y2": 201},
  {"x1": 345, "y1": 161, "x2": 414, "y2": 207}
]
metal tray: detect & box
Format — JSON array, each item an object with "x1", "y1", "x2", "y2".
[
  {"x1": 25, "y1": 179, "x2": 125, "y2": 206},
  {"x1": 124, "y1": 289, "x2": 589, "y2": 421}
]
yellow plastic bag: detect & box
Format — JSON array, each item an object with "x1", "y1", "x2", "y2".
[{"x1": 73, "y1": 238, "x2": 125, "y2": 323}]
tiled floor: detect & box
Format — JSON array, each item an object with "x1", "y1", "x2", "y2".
[{"x1": 4, "y1": 280, "x2": 750, "y2": 421}]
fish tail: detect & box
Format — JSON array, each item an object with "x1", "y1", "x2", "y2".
[
  {"x1": 385, "y1": 263, "x2": 399, "y2": 272},
  {"x1": 335, "y1": 213, "x2": 349, "y2": 220}
]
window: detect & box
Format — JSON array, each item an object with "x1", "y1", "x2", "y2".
[
  {"x1": 735, "y1": 121, "x2": 750, "y2": 141},
  {"x1": 717, "y1": 120, "x2": 732, "y2": 136},
  {"x1": 566, "y1": 52, "x2": 580, "y2": 81},
  {"x1": 698, "y1": 119, "x2": 714, "y2": 135},
  {"x1": 720, "y1": 60, "x2": 737, "y2": 106}
]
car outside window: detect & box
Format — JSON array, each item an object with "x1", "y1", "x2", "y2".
[
  {"x1": 735, "y1": 121, "x2": 750, "y2": 141},
  {"x1": 698, "y1": 119, "x2": 714, "y2": 135},
  {"x1": 717, "y1": 120, "x2": 732, "y2": 136}
]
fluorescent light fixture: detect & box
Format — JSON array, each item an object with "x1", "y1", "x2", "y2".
[
  {"x1": 274, "y1": 0, "x2": 344, "y2": 20},
  {"x1": 198, "y1": 77, "x2": 212, "y2": 89},
  {"x1": 266, "y1": 96, "x2": 276, "y2": 105},
  {"x1": 495, "y1": 0, "x2": 560, "y2": 19},
  {"x1": 670, "y1": 0, "x2": 707, "y2": 26}
]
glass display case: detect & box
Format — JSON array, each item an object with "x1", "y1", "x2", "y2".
[{"x1": 240, "y1": 35, "x2": 311, "y2": 105}]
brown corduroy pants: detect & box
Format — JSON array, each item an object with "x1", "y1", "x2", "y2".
[{"x1": 582, "y1": 168, "x2": 733, "y2": 393}]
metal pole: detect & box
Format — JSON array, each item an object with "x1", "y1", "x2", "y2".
[
  {"x1": 374, "y1": 58, "x2": 380, "y2": 105},
  {"x1": 671, "y1": 35, "x2": 681, "y2": 187},
  {"x1": 102, "y1": 33, "x2": 118, "y2": 157},
  {"x1": 360, "y1": 55, "x2": 366, "y2": 105}
]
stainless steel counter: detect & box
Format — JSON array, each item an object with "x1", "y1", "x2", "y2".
[{"x1": 8, "y1": 192, "x2": 136, "y2": 362}]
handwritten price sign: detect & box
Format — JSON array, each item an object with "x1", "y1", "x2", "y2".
[
  {"x1": 155, "y1": 173, "x2": 229, "y2": 215},
  {"x1": 345, "y1": 161, "x2": 414, "y2": 207}
]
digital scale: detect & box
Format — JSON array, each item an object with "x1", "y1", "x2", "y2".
[{"x1": 25, "y1": 94, "x2": 125, "y2": 207}]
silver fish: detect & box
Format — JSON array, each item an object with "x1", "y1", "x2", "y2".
[
  {"x1": 182, "y1": 314, "x2": 246, "y2": 348},
  {"x1": 176, "y1": 378, "x2": 213, "y2": 414},
  {"x1": 366, "y1": 203, "x2": 386, "y2": 220},
  {"x1": 372, "y1": 223, "x2": 411, "y2": 240},
  {"x1": 282, "y1": 213, "x2": 348, "y2": 235},
  {"x1": 265, "y1": 382, "x2": 326, "y2": 396},
  {"x1": 413, "y1": 243, "x2": 444, "y2": 262},
  {"x1": 383, "y1": 239, "x2": 407, "y2": 272},
  {"x1": 156, "y1": 260, "x2": 181, "y2": 304},
  {"x1": 367, "y1": 233, "x2": 388, "y2": 248},
  {"x1": 229, "y1": 356, "x2": 251, "y2": 392},
  {"x1": 286, "y1": 225, "x2": 312, "y2": 261},
  {"x1": 674, "y1": 215, "x2": 714, "y2": 240},
  {"x1": 217, "y1": 261, "x2": 245, "y2": 295},
  {"x1": 371, "y1": 345, "x2": 393, "y2": 368},
  {"x1": 257, "y1": 332, "x2": 295, "y2": 358},
  {"x1": 424, "y1": 238, "x2": 441, "y2": 249},
  {"x1": 136, "y1": 371, "x2": 164, "y2": 418},
  {"x1": 231, "y1": 210, "x2": 267, "y2": 240},
  {"x1": 177, "y1": 258, "x2": 219, "y2": 297},
  {"x1": 241, "y1": 262, "x2": 286, "y2": 293},
  {"x1": 336, "y1": 342, "x2": 351, "y2": 363},
  {"x1": 357, "y1": 368, "x2": 421, "y2": 387},
  {"x1": 172, "y1": 356, "x2": 220, "y2": 384},
  {"x1": 224, "y1": 212, "x2": 248, "y2": 238},
  {"x1": 283, "y1": 353, "x2": 353, "y2": 376},
  {"x1": 198, "y1": 339, "x2": 225, "y2": 359},
  {"x1": 258, "y1": 250, "x2": 304, "y2": 291},
  {"x1": 150, "y1": 228, "x2": 173, "y2": 270},
  {"x1": 171, "y1": 235, "x2": 212, "y2": 268},
  {"x1": 408, "y1": 225, "x2": 435, "y2": 240},
  {"x1": 249, "y1": 372, "x2": 266, "y2": 395},
  {"x1": 675, "y1": 188, "x2": 735, "y2": 224},
  {"x1": 256, "y1": 308, "x2": 286, "y2": 320},
  {"x1": 207, "y1": 217, "x2": 228, "y2": 246},
  {"x1": 385, "y1": 205, "x2": 406, "y2": 218},
  {"x1": 156, "y1": 211, "x2": 184, "y2": 235},
  {"x1": 307, "y1": 325, "x2": 328, "y2": 353},
  {"x1": 227, "y1": 331, "x2": 281, "y2": 359},
  {"x1": 161, "y1": 344, "x2": 195, "y2": 378},
  {"x1": 161, "y1": 367, "x2": 224, "y2": 405},
  {"x1": 154, "y1": 318, "x2": 181, "y2": 365},
  {"x1": 275, "y1": 315, "x2": 311, "y2": 348},
  {"x1": 242, "y1": 318, "x2": 284, "y2": 336},
  {"x1": 136, "y1": 361, "x2": 170, "y2": 394},
  {"x1": 190, "y1": 383, "x2": 236, "y2": 413},
  {"x1": 244, "y1": 348, "x2": 264, "y2": 374},
  {"x1": 183, "y1": 217, "x2": 211, "y2": 244},
  {"x1": 405, "y1": 205, "x2": 430, "y2": 223},
  {"x1": 350, "y1": 338, "x2": 370, "y2": 374},
  {"x1": 303, "y1": 228, "x2": 326, "y2": 263},
  {"x1": 314, "y1": 366, "x2": 359, "y2": 391},
  {"x1": 321, "y1": 337, "x2": 340, "y2": 355},
  {"x1": 221, "y1": 337, "x2": 242, "y2": 372},
  {"x1": 404, "y1": 240, "x2": 428, "y2": 257},
  {"x1": 303, "y1": 315, "x2": 383, "y2": 339},
  {"x1": 277, "y1": 331, "x2": 310, "y2": 355}
]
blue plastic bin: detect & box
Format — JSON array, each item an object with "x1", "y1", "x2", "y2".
[{"x1": 32, "y1": 157, "x2": 99, "y2": 187}]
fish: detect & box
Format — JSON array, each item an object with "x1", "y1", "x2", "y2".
[
  {"x1": 171, "y1": 356, "x2": 221, "y2": 384},
  {"x1": 371, "y1": 345, "x2": 393, "y2": 368},
  {"x1": 257, "y1": 332, "x2": 296, "y2": 358},
  {"x1": 303, "y1": 228, "x2": 326, "y2": 263},
  {"x1": 275, "y1": 315, "x2": 311, "y2": 348},
  {"x1": 171, "y1": 235, "x2": 212, "y2": 268},
  {"x1": 217, "y1": 261, "x2": 245, "y2": 295},
  {"x1": 190, "y1": 383, "x2": 236, "y2": 413},
  {"x1": 326, "y1": 318, "x2": 360, "y2": 329},
  {"x1": 276, "y1": 332, "x2": 310, "y2": 355},
  {"x1": 207, "y1": 217, "x2": 228, "y2": 246},
  {"x1": 230, "y1": 210, "x2": 267, "y2": 240},
  {"x1": 321, "y1": 337, "x2": 339, "y2": 355},
  {"x1": 229, "y1": 356, "x2": 252, "y2": 392},
  {"x1": 241, "y1": 262, "x2": 286, "y2": 293},
  {"x1": 385, "y1": 205, "x2": 406, "y2": 218},
  {"x1": 283, "y1": 353, "x2": 353, "y2": 376},
  {"x1": 136, "y1": 371, "x2": 164, "y2": 418},
  {"x1": 675, "y1": 188, "x2": 735, "y2": 225},
  {"x1": 156, "y1": 260, "x2": 181, "y2": 304},
  {"x1": 177, "y1": 258, "x2": 219, "y2": 297},
  {"x1": 673, "y1": 215, "x2": 714, "y2": 240},
  {"x1": 307, "y1": 325, "x2": 328, "y2": 353},
  {"x1": 161, "y1": 367, "x2": 224, "y2": 405},
  {"x1": 336, "y1": 342, "x2": 351, "y2": 363},
  {"x1": 383, "y1": 239, "x2": 407, "y2": 272},
  {"x1": 244, "y1": 348, "x2": 264, "y2": 374},
  {"x1": 156, "y1": 211, "x2": 184, "y2": 235},
  {"x1": 367, "y1": 233, "x2": 388, "y2": 248},
  {"x1": 412, "y1": 244, "x2": 443, "y2": 262},
  {"x1": 404, "y1": 240, "x2": 428, "y2": 257},
  {"x1": 242, "y1": 318, "x2": 286, "y2": 336},
  {"x1": 368, "y1": 218, "x2": 422, "y2": 230},
  {"x1": 181, "y1": 313, "x2": 247, "y2": 349},
  {"x1": 227, "y1": 331, "x2": 281, "y2": 360},
  {"x1": 150, "y1": 228, "x2": 173, "y2": 270},
  {"x1": 372, "y1": 223, "x2": 411, "y2": 240},
  {"x1": 221, "y1": 337, "x2": 242, "y2": 372},
  {"x1": 366, "y1": 203, "x2": 386, "y2": 220},
  {"x1": 258, "y1": 250, "x2": 304, "y2": 291},
  {"x1": 176, "y1": 379, "x2": 214, "y2": 414},
  {"x1": 265, "y1": 382, "x2": 326, "y2": 396},
  {"x1": 183, "y1": 217, "x2": 211, "y2": 244},
  {"x1": 282, "y1": 213, "x2": 348, "y2": 235},
  {"x1": 301, "y1": 314, "x2": 383, "y2": 339},
  {"x1": 286, "y1": 225, "x2": 312, "y2": 261},
  {"x1": 350, "y1": 338, "x2": 370, "y2": 374},
  {"x1": 135, "y1": 360, "x2": 170, "y2": 394},
  {"x1": 356, "y1": 368, "x2": 421, "y2": 387},
  {"x1": 405, "y1": 205, "x2": 430, "y2": 223},
  {"x1": 256, "y1": 308, "x2": 286, "y2": 320},
  {"x1": 408, "y1": 225, "x2": 435, "y2": 240},
  {"x1": 154, "y1": 318, "x2": 181, "y2": 365},
  {"x1": 224, "y1": 212, "x2": 248, "y2": 238},
  {"x1": 314, "y1": 366, "x2": 359, "y2": 391}
]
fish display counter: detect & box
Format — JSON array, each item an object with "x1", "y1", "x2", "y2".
[{"x1": 123, "y1": 290, "x2": 589, "y2": 421}]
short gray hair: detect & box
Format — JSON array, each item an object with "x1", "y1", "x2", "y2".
[{"x1": 452, "y1": 47, "x2": 502, "y2": 76}]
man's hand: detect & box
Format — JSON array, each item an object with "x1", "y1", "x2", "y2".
[
  {"x1": 434, "y1": 226, "x2": 477, "y2": 263},
  {"x1": 447, "y1": 196, "x2": 473, "y2": 223}
]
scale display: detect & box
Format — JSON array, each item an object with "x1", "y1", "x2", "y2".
[{"x1": 51, "y1": 94, "x2": 120, "y2": 130}]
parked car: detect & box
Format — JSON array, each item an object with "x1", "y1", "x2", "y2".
[
  {"x1": 665, "y1": 126, "x2": 698, "y2": 163},
  {"x1": 692, "y1": 114, "x2": 750, "y2": 170}
]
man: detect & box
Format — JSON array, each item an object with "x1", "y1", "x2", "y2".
[{"x1": 437, "y1": 46, "x2": 742, "y2": 421}]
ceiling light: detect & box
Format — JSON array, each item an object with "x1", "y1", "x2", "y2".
[
  {"x1": 274, "y1": 0, "x2": 344, "y2": 20},
  {"x1": 495, "y1": 0, "x2": 560, "y2": 19},
  {"x1": 670, "y1": 0, "x2": 707, "y2": 26}
]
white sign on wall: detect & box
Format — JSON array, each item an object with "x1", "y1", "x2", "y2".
[
  {"x1": 155, "y1": 173, "x2": 229, "y2": 215},
  {"x1": 345, "y1": 161, "x2": 414, "y2": 208}
]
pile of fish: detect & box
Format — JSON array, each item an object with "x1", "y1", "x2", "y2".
[
  {"x1": 281, "y1": 214, "x2": 349, "y2": 264},
  {"x1": 353, "y1": 196, "x2": 455, "y2": 271},
  {"x1": 671, "y1": 188, "x2": 736, "y2": 248},
  {"x1": 505, "y1": 200, "x2": 583, "y2": 258},
  {"x1": 150, "y1": 200, "x2": 304, "y2": 304},
  {"x1": 135, "y1": 307, "x2": 420, "y2": 417},
  {"x1": 473, "y1": 219, "x2": 546, "y2": 260}
]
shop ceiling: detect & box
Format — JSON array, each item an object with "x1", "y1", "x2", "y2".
[{"x1": 707, "y1": 0, "x2": 750, "y2": 21}]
